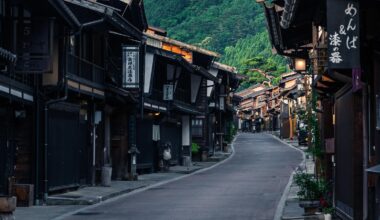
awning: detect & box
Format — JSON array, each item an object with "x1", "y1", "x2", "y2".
[
  {"x1": 106, "y1": 84, "x2": 139, "y2": 104},
  {"x1": 312, "y1": 70, "x2": 346, "y2": 95},
  {"x1": 263, "y1": 3, "x2": 311, "y2": 58},
  {"x1": 0, "y1": 47, "x2": 17, "y2": 64},
  {"x1": 280, "y1": 0, "x2": 298, "y2": 29},
  {"x1": 193, "y1": 65, "x2": 218, "y2": 82},
  {"x1": 173, "y1": 102, "x2": 203, "y2": 115},
  {"x1": 366, "y1": 165, "x2": 380, "y2": 174},
  {"x1": 148, "y1": 46, "x2": 218, "y2": 82},
  {"x1": 48, "y1": 0, "x2": 81, "y2": 28},
  {"x1": 264, "y1": 4, "x2": 283, "y2": 52},
  {"x1": 62, "y1": 0, "x2": 142, "y2": 40},
  {"x1": 96, "y1": 0, "x2": 148, "y2": 31},
  {"x1": 149, "y1": 47, "x2": 192, "y2": 72}
]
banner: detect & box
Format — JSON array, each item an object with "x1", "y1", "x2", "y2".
[
  {"x1": 122, "y1": 46, "x2": 140, "y2": 89},
  {"x1": 327, "y1": 0, "x2": 360, "y2": 69}
]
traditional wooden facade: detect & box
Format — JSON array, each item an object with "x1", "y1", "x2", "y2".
[
  {"x1": 266, "y1": 86, "x2": 281, "y2": 131},
  {"x1": 260, "y1": 0, "x2": 380, "y2": 219},
  {"x1": 205, "y1": 62, "x2": 242, "y2": 153},
  {"x1": 0, "y1": 0, "x2": 37, "y2": 199},
  {"x1": 278, "y1": 73, "x2": 305, "y2": 139},
  {"x1": 0, "y1": 0, "x2": 147, "y2": 203},
  {"x1": 138, "y1": 28, "x2": 219, "y2": 170},
  {"x1": 0, "y1": 0, "x2": 242, "y2": 208},
  {"x1": 236, "y1": 84, "x2": 267, "y2": 132}
]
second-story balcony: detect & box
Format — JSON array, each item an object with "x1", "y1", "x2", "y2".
[{"x1": 67, "y1": 53, "x2": 105, "y2": 86}]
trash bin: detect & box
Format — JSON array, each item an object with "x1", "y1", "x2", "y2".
[{"x1": 101, "y1": 165, "x2": 112, "y2": 187}]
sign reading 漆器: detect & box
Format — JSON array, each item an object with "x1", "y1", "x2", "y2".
[{"x1": 327, "y1": 0, "x2": 360, "y2": 69}]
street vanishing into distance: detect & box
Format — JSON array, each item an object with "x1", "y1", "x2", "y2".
[
  {"x1": 58, "y1": 133, "x2": 302, "y2": 220},
  {"x1": 4, "y1": 1, "x2": 378, "y2": 219}
]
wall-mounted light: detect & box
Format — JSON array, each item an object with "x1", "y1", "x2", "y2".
[
  {"x1": 154, "y1": 112, "x2": 160, "y2": 116},
  {"x1": 294, "y1": 58, "x2": 306, "y2": 72}
]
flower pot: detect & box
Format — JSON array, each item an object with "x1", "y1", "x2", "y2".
[
  {"x1": 324, "y1": 214, "x2": 332, "y2": 220},
  {"x1": 201, "y1": 151, "x2": 208, "y2": 161},
  {"x1": 299, "y1": 200, "x2": 320, "y2": 215},
  {"x1": 101, "y1": 166, "x2": 112, "y2": 187}
]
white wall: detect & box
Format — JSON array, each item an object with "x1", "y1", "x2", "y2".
[{"x1": 182, "y1": 116, "x2": 190, "y2": 146}]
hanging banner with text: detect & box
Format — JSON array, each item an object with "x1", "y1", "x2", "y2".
[
  {"x1": 327, "y1": 0, "x2": 360, "y2": 69},
  {"x1": 122, "y1": 46, "x2": 140, "y2": 89}
]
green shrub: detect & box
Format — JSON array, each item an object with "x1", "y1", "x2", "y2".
[
  {"x1": 294, "y1": 172, "x2": 328, "y2": 201},
  {"x1": 225, "y1": 123, "x2": 237, "y2": 143},
  {"x1": 191, "y1": 142, "x2": 200, "y2": 154}
]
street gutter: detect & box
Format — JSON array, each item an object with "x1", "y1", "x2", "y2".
[{"x1": 52, "y1": 134, "x2": 238, "y2": 220}]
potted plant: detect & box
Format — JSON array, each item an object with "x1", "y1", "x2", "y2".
[
  {"x1": 191, "y1": 142, "x2": 200, "y2": 161},
  {"x1": 294, "y1": 172, "x2": 327, "y2": 215},
  {"x1": 321, "y1": 191, "x2": 334, "y2": 220},
  {"x1": 322, "y1": 207, "x2": 334, "y2": 220}
]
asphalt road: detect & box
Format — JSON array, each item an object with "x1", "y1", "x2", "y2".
[{"x1": 62, "y1": 133, "x2": 302, "y2": 220}]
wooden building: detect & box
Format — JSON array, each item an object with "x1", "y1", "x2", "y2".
[
  {"x1": 266, "y1": 86, "x2": 281, "y2": 131},
  {"x1": 138, "y1": 28, "x2": 219, "y2": 170},
  {"x1": 0, "y1": 0, "x2": 147, "y2": 203},
  {"x1": 0, "y1": 0, "x2": 37, "y2": 199},
  {"x1": 278, "y1": 73, "x2": 305, "y2": 139},
  {"x1": 260, "y1": 0, "x2": 380, "y2": 219},
  {"x1": 236, "y1": 84, "x2": 267, "y2": 132},
  {"x1": 205, "y1": 62, "x2": 242, "y2": 153},
  {"x1": 0, "y1": 0, "x2": 242, "y2": 208}
]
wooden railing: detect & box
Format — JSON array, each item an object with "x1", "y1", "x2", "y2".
[{"x1": 67, "y1": 53, "x2": 105, "y2": 85}]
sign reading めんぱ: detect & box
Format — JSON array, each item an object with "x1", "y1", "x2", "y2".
[
  {"x1": 327, "y1": 0, "x2": 360, "y2": 68},
  {"x1": 122, "y1": 46, "x2": 140, "y2": 88}
]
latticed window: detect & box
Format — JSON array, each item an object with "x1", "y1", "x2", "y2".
[{"x1": 192, "y1": 119, "x2": 203, "y2": 137}]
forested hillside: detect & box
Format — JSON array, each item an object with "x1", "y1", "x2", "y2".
[{"x1": 144, "y1": 0, "x2": 287, "y2": 90}]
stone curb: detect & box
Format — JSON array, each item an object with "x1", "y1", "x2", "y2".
[
  {"x1": 269, "y1": 134, "x2": 306, "y2": 220},
  {"x1": 51, "y1": 135, "x2": 238, "y2": 220}
]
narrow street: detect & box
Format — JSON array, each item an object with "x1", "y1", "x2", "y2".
[{"x1": 60, "y1": 133, "x2": 302, "y2": 220}]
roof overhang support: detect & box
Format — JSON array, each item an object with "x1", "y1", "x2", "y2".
[
  {"x1": 48, "y1": 0, "x2": 81, "y2": 28},
  {"x1": 280, "y1": 0, "x2": 298, "y2": 29},
  {"x1": 63, "y1": 0, "x2": 142, "y2": 39}
]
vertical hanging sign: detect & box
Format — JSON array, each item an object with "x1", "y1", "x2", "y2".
[
  {"x1": 122, "y1": 46, "x2": 140, "y2": 89},
  {"x1": 163, "y1": 84, "x2": 174, "y2": 101},
  {"x1": 327, "y1": 0, "x2": 360, "y2": 69}
]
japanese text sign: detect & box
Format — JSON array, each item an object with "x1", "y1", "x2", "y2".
[
  {"x1": 327, "y1": 0, "x2": 360, "y2": 68},
  {"x1": 122, "y1": 46, "x2": 140, "y2": 89},
  {"x1": 163, "y1": 84, "x2": 174, "y2": 101}
]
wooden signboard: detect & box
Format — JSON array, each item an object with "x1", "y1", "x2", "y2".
[
  {"x1": 327, "y1": 0, "x2": 360, "y2": 68},
  {"x1": 122, "y1": 46, "x2": 140, "y2": 89}
]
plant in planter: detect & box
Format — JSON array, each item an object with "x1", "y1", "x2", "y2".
[
  {"x1": 294, "y1": 172, "x2": 328, "y2": 215},
  {"x1": 191, "y1": 142, "x2": 200, "y2": 161},
  {"x1": 322, "y1": 207, "x2": 334, "y2": 220},
  {"x1": 321, "y1": 190, "x2": 334, "y2": 219}
]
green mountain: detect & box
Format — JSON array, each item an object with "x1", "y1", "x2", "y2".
[{"x1": 143, "y1": 0, "x2": 286, "y2": 90}]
